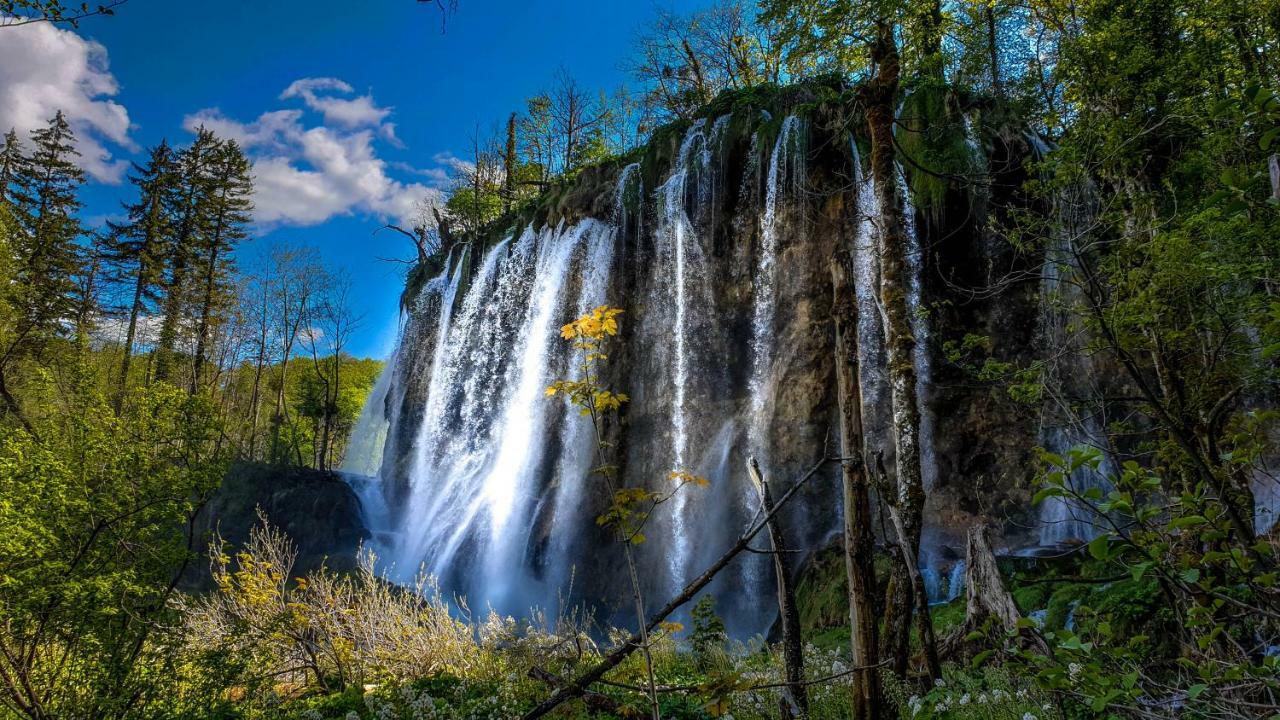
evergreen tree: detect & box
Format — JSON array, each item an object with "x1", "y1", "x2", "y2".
[
  {"x1": 0, "y1": 112, "x2": 85, "y2": 425},
  {"x1": 154, "y1": 128, "x2": 218, "y2": 385},
  {"x1": 104, "y1": 141, "x2": 179, "y2": 403},
  {"x1": 190, "y1": 139, "x2": 252, "y2": 393},
  {"x1": 0, "y1": 130, "x2": 24, "y2": 204}
]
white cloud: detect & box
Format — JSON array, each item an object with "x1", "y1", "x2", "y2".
[
  {"x1": 0, "y1": 19, "x2": 135, "y2": 182},
  {"x1": 280, "y1": 77, "x2": 392, "y2": 130},
  {"x1": 184, "y1": 78, "x2": 444, "y2": 228}
]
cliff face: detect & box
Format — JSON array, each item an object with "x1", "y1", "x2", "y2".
[
  {"x1": 352, "y1": 80, "x2": 1056, "y2": 634},
  {"x1": 184, "y1": 462, "x2": 369, "y2": 590}
]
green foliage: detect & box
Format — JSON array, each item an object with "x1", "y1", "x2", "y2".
[
  {"x1": 0, "y1": 372, "x2": 225, "y2": 718},
  {"x1": 1020, "y1": 446, "x2": 1280, "y2": 716},
  {"x1": 897, "y1": 79, "x2": 982, "y2": 213},
  {"x1": 887, "y1": 665, "x2": 1058, "y2": 720},
  {"x1": 689, "y1": 596, "x2": 728, "y2": 669}
]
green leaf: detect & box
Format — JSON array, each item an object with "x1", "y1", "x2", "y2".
[
  {"x1": 1032, "y1": 486, "x2": 1064, "y2": 505},
  {"x1": 1180, "y1": 568, "x2": 1201, "y2": 584},
  {"x1": 1088, "y1": 534, "x2": 1111, "y2": 561},
  {"x1": 1187, "y1": 683, "x2": 1207, "y2": 699},
  {"x1": 1168, "y1": 515, "x2": 1208, "y2": 530},
  {"x1": 1129, "y1": 562, "x2": 1151, "y2": 582},
  {"x1": 970, "y1": 649, "x2": 995, "y2": 668}
]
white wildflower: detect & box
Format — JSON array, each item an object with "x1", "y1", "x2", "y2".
[{"x1": 1022, "y1": 713, "x2": 1038, "y2": 720}]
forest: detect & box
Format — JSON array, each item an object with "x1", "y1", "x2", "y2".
[{"x1": 1, "y1": 0, "x2": 1279, "y2": 718}]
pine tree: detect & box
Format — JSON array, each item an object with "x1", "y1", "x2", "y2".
[
  {"x1": 154, "y1": 128, "x2": 218, "y2": 385},
  {"x1": 190, "y1": 139, "x2": 252, "y2": 393},
  {"x1": 9, "y1": 112, "x2": 85, "y2": 334},
  {"x1": 104, "y1": 141, "x2": 179, "y2": 404},
  {"x1": 0, "y1": 112, "x2": 85, "y2": 425},
  {"x1": 0, "y1": 130, "x2": 24, "y2": 204}
]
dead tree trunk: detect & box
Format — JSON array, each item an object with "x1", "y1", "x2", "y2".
[
  {"x1": 830, "y1": 254, "x2": 884, "y2": 720},
  {"x1": 941, "y1": 525, "x2": 1047, "y2": 657},
  {"x1": 748, "y1": 457, "x2": 807, "y2": 719},
  {"x1": 1270, "y1": 154, "x2": 1280, "y2": 203}
]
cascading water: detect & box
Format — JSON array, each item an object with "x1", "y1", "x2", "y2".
[
  {"x1": 1038, "y1": 422, "x2": 1114, "y2": 545},
  {"x1": 340, "y1": 350, "x2": 396, "y2": 478},
  {"x1": 1036, "y1": 183, "x2": 1114, "y2": 546},
  {"x1": 543, "y1": 218, "x2": 620, "y2": 595},
  {"x1": 922, "y1": 561, "x2": 967, "y2": 605},
  {"x1": 339, "y1": 345, "x2": 399, "y2": 536},
  {"x1": 899, "y1": 171, "x2": 939, "y2": 492},
  {"x1": 351, "y1": 219, "x2": 618, "y2": 614},
  {"x1": 748, "y1": 116, "x2": 804, "y2": 453},
  {"x1": 651, "y1": 119, "x2": 722, "y2": 590},
  {"x1": 850, "y1": 141, "x2": 891, "y2": 454}
]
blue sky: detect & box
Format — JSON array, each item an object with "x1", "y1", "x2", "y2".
[{"x1": 1, "y1": 0, "x2": 705, "y2": 358}]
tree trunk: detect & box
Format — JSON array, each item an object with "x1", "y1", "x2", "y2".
[
  {"x1": 941, "y1": 525, "x2": 1047, "y2": 657},
  {"x1": 986, "y1": 6, "x2": 1002, "y2": 97},
  {"x1": 192, "y1": 203, "x2": 228, "y2": 394},
  {"x1": 154, "y1": 253, "x2": 186, "y2": 384},
  {"x1": 115, "y1": 270, "x2": 146, "y2": 411},
  {"x1": 504, "y1": 113, "x2": 518, "y2": 214},
  {"x1": 747, "y1": 457, "x2": 807, "y2": 719},
  {"x1": 865, "y1": 19, "x2": 939, "y2": 680},
  {"x1": 829, "y1": 253, "x2": 883, "y2": 720},
  {"x1": 247, "y1": 310, "x2": 268, "y2": 460}
]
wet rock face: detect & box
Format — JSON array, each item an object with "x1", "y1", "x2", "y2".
[
  {"x1": 370, "y1": 84, "x2": 1053, "y2": 634},
  {"x1": 183, "y1": 462, "x2": 368, "y2": 590}
]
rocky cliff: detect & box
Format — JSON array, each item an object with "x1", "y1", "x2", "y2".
[
  {"x1": 183, "y1": 462, "x2": 369, "y2": 590},
  {"x1": 349, "y1": 78, "x2": 1064, "y2": 634}
]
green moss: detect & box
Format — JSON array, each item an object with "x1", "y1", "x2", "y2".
[
  {"x1": 795, "y1": 545, "x2": 850, "y2": 632},
  {"x1": 927, "y1": 597, "x2": 968, "y2": 636},
  {"x1": 897, "y1": 79, "x2": 981, "y2": 215}
]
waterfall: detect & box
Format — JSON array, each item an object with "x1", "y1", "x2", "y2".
[
  {"x1": 337, "y1": 158, "x2": 625, "y2": 614},
  {"x1": 1038, "y1": 422, "x2": 1114, "y2": 545},
  {"x1": 1037, "y1": 182, "x2": 1114, "y2": 546},
  {"x1": 653, "y1": 119, "x2": 715, "y2": 588},
  {"x1": 899, "y1": 169, "x2": 939, "y2": 491},
  {"x1": 922, "y1": 560, "x2": 966, "y2": 605},
  {"x1": 544, "y1": 220, "x2": 618, "y2": 594},
  {"x1": 339, "y1": 345, "x2": 399, "y2": 539},
  {"x1": 847, "y1": 140, "x2": 938, "y2": 491},
  {"x1": 850, "y1": 141, "x2": 890, "y2": 453},
  {"x1": 339, "y1": 348, "x2": 396, "y2": 478},
  {"x1": 748, "y1": 116, "x2": 804, "y2": 453},
  {"x1": 1256, "y1": 473, "x2": 1280, "y2": 535}
]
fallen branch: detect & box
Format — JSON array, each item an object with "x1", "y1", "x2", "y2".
[
  {"x1": 748, "y1": 457, "x2": 807, "y2": 719},
  {"x1": 528, "y1": 667, "x2": 622, "y2": 714},
  {"x1": 522, "y1": 455, "x2": 837, "y2": 719}
]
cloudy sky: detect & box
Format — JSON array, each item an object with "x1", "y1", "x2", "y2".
[{"x1": 0, "y1": 0, "x2": 699, "y2": 357}]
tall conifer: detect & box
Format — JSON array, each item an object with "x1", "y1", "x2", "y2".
[{"x1": 104, "y1": 141, "x2": 179, "y2": 402}]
